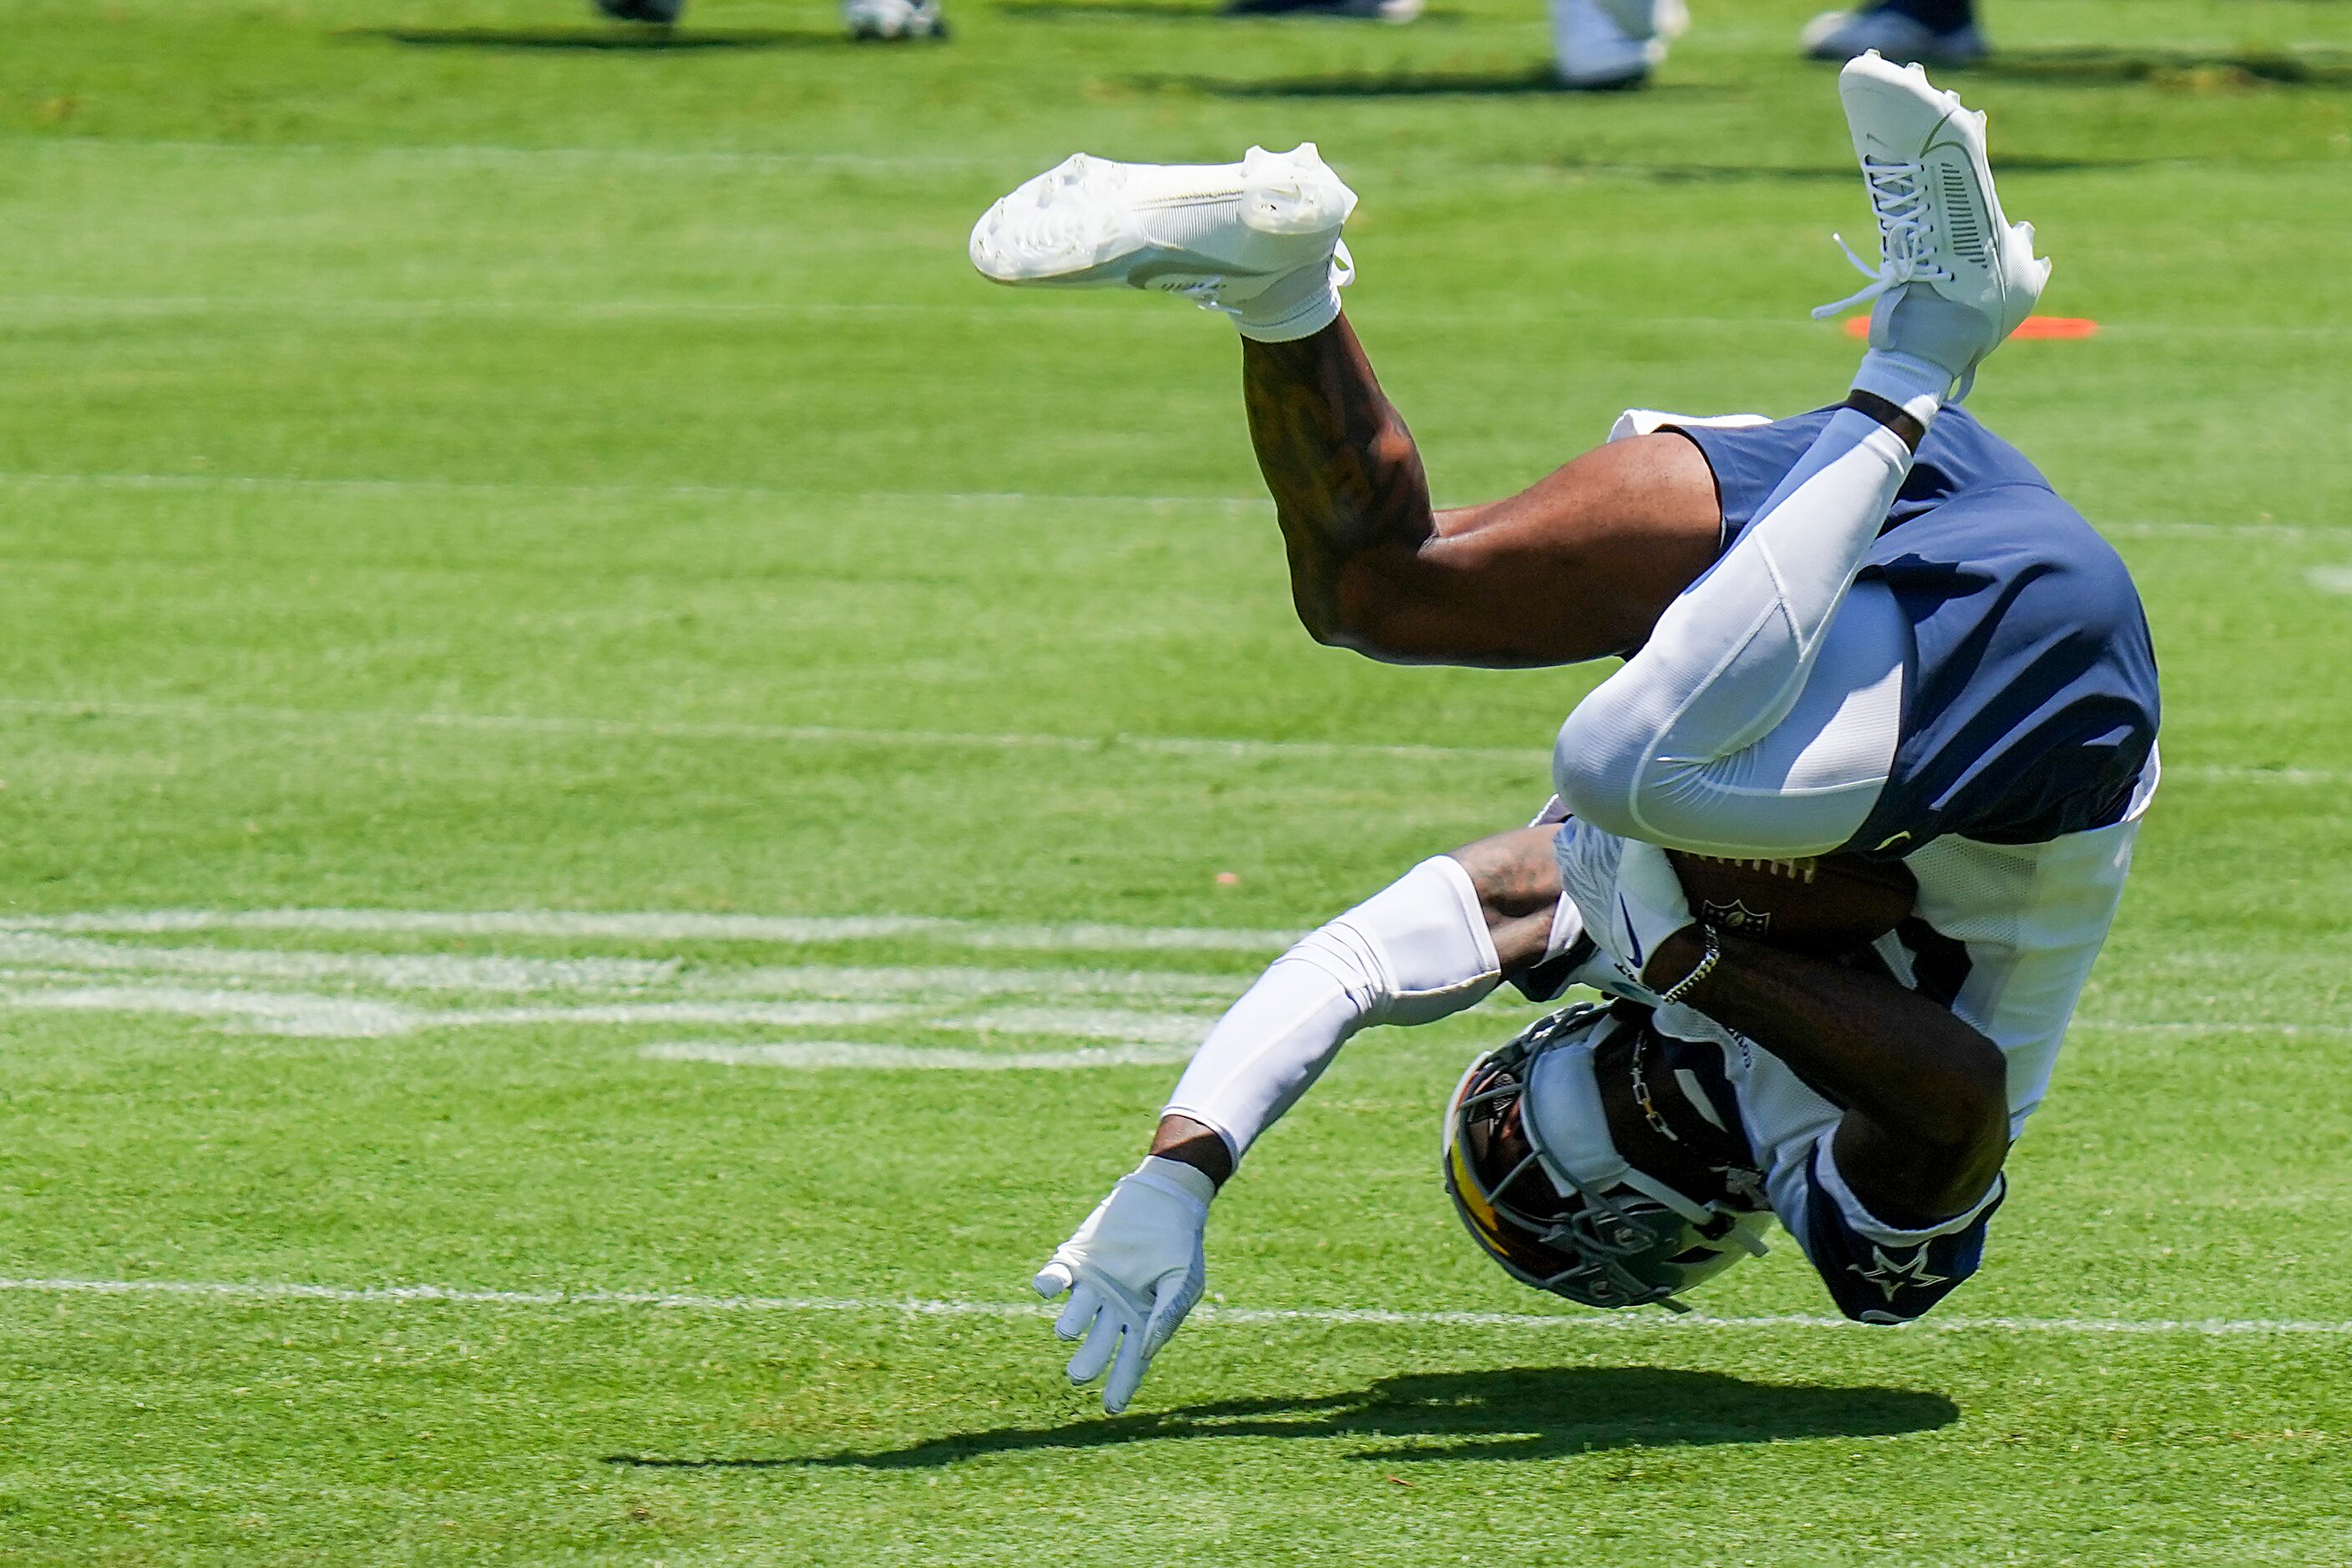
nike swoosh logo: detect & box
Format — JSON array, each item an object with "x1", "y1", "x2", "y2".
[{"x1": 1617, "y1": 893, "x2": 1646, "y2": 970}]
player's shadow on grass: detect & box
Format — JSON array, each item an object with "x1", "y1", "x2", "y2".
[
  {"x1": 1972, "y1": 47, "x2": 2352, "y2": 91},
  {"x1": 606, "y1": 1366, "x2": 1956, "y2": 1469},
  {"x1": 351, "y1": 27, "x2": 847, "y2": 51}
]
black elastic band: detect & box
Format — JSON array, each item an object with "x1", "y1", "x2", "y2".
[{"x1": 1844, "y1": 388, "x2": 1927, "y2": 453}]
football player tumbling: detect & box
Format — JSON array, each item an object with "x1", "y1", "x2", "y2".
[{"x1": 969, "y1": 54, "x2": 2160, "y2": 1414}]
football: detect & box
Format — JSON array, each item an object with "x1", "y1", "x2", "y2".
[{"x1": 1664, "y1": 850, "x2": 1918, "y2": 957}]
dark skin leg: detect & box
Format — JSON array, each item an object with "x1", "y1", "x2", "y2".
[
  {"x1": 1156, "y1": 827, "x2": 2007, "y2": 1231},
  {"x1": 1240, "y1": 316, "x2": 1725, "y2": 668},
  {"x1": 1641, "y1": 925, "x2": 2009, "y2": 1227}
]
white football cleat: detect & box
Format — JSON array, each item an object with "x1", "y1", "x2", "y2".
[
  {"x1": 845, "y1": 0, "x2": 945, "y2": 38},
  {"x1": 969, "y1": 144, "x2": 1358, "y2": 342},
  {"x1": 1811, "y1": 51, "x2": 2048, "y2": 399},
  {"x1": 1551, "y1": 0, "x2": 1687, "y2": 89}
]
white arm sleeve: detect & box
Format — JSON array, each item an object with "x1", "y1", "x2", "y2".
[{"x1": 1162, "y1": 856, "x2": 1501, "y2": 1161}]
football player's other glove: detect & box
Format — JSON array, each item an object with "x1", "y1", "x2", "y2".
[
  {"x1": 1033, "y1": 1156, "x2": 1214, "y2": 1414},
  {"x1": 1554, "y1": 818, "x2": 1696, "y2": 989}
]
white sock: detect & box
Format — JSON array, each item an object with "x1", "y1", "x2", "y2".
[
  {"x1": 1851, "y1": 348, "x2": 1950, "y2": 429},
  {"x1": 1231, "y1": 248, "x2": 1353, "y2": 343},
  {"x1": 1162, "y1": 856, "x2": 1500, "y2": 1161}
]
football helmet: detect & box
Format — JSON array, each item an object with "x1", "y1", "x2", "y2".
[{"x1": 1441, "y1": 1004, "x2": 1771, "y2": 1311}]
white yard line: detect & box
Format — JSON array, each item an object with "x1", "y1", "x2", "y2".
[
  {"x1": 641, "y1": 1040, "x2": 1195, "y2": 1070},
  {"x1": 0, "y1": 930, "x2": 672, "y2": 992},
  {"x1": 1, "y1": 1273, "x2": 2344, "y2": 1337},
  {"x1": 0, "y1": 981, "x2": 1224, "y2": 1044},
  {"x1": 2308, "y1": 565, "x2": 2352, "y2": 595},
  {"x1": 0, "y1": 937, "x2": 1242, "y2": 1003},
  {"x1": 0, "y1": 907, "x2": 1295, "y2": 953},
  {"x1": 431, "y1": 1000, "x2": 1212, "y2": 1040},
  {"x1": 699, "y1": 964, "x2": 1242, "y2": 1003},
  {"x1": 0, "y1": 984, "x2": 422, "y2": 1039}
]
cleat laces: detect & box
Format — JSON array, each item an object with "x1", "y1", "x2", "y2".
[{"x1": 1809, "y1": 157, "x2": 1951, "y2": 321}]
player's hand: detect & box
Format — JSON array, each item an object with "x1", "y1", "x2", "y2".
[
  {"x1": 1555, "y1": 818, "x2": 1696, "y2": 990},
  {"x1": 1033, "y1": 1156, "x2": 1213, "y2": 1415}
]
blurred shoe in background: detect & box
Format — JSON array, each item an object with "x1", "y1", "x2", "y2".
[
  {"x1": 1552, "y1": 0, "x2": 1687, "y2": 89},
  {"x1": 594, "y1": 0, "x2": 685, "y2": 21},
  {"x1": 847, "y1": 0, "x2": 949, "y2": 38},
  {"x1": 1221, "y1": 0, "x2": 1425, "y2": 23},
  {"x1": 1803, "y1": 1, "x2": 1987, "y2": 66}
]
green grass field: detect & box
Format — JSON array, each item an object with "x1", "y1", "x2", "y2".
[{"x1": 1, "y1": 0, "x2": 2349, "y2": 1560}]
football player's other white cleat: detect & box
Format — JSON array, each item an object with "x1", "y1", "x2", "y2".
[
  {"x1": 845, "y1": 0, "x2": 945, "y2": 38},
  {"x1": 969, "y1": 144, "x2": 1358, "y2": 342},
  {"x1": 1802, "y1": 6, "x2": 1987, "y2": 68},
  {"x1": 1811, "y1": 51, "x2": 2047, "y2": 400},
  {"x1": 1034, "y1": 1156, "x2": 1215, "y2": 1415},
  {"x1": 1550, "y1": 0, "x2": 1687, "y2": 89}
]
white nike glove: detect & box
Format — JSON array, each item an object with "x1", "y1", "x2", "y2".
[
  {"x1": 1554, "y1": 817, "x2": 1696, "y2": 990},
  {"x1": 1033, "y1": 1155, "x2": 1214, "y2": 1415}
]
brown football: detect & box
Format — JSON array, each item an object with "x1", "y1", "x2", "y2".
[{"x1": 1663, "y1": 850, "x2": 1917, "y2": 957}]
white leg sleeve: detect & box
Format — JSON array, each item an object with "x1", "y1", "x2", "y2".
[
  {"x1": 1161, "y1": 856, "x2": 1500, "y2": 1163},
  {"x1": 1553, "y1": 407, "x2": 1915, "y2": 858}
]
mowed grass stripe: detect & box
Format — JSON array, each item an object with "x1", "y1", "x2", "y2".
[
  {"x1": 0, "y1": 697, "x2": 2339, "y2": 785},
  {"x1": 10, "y1": 293, "x2": 2352, "y2": 342},
  {"x1": 5, "y1": 1273, "x2": 2350, "y2": 1336},
  {"x1": 15, "y1": 129, "x2": 2352, "y2": 177},
  {"x1": 0, "y1": 469, "x2": 2339, "y2": 538}
]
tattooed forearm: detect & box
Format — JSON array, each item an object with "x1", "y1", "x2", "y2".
[{"x1": 1240, "y1": 319, "x2": 1434, "y2": 642}]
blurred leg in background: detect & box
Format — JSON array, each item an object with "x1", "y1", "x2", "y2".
[
  {"x1": 1551, "y1": 0, "x2": 1685, "y2": 89},
  {"x1": 1803, "y1": 0, "x2": 1988, "y2": 66},
  {"x1": 844, "y1": 0, "x2": 950, "y2": 39},
  {"x1": 591, "y1": 0, "x2": 948, "y2": 41}
]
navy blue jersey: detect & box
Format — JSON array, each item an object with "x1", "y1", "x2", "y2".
[
  {"x1": 1674, "y1": 407, "x2": 2160, "y2": 856},
  {"x1": 1799, "y1": 1143, "x2": 2005, "y2": 1323}
]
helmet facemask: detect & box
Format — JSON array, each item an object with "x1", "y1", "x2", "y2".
[{"x1": 1442, "y1": 1005, "x2": 1771, "y2": 1312}]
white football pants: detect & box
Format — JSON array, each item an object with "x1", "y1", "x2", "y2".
[{"x1": 1552, "y1": 407, "x2": 1916, "y2": 859}]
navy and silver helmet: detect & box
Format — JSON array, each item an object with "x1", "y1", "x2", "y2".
[{"x1": 1441, "y1": 1004, "x2": 1772, "y2": 1312}]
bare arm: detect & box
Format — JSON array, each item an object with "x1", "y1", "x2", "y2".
[
  {"x1": 1644, "y1": 928, "x2": 2009, "y2": 1228},
  {"x1": 1241, "y1": 319, "x2": 1722, "y2": 666}
]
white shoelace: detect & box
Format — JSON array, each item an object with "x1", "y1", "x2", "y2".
[{"x1": 1809, "y1": 157, "x2": 1952, "y2": 321}]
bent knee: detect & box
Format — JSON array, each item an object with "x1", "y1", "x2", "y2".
[{"x1": 1550, "y1": 704, "x2": 1653, "y2": 841}]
